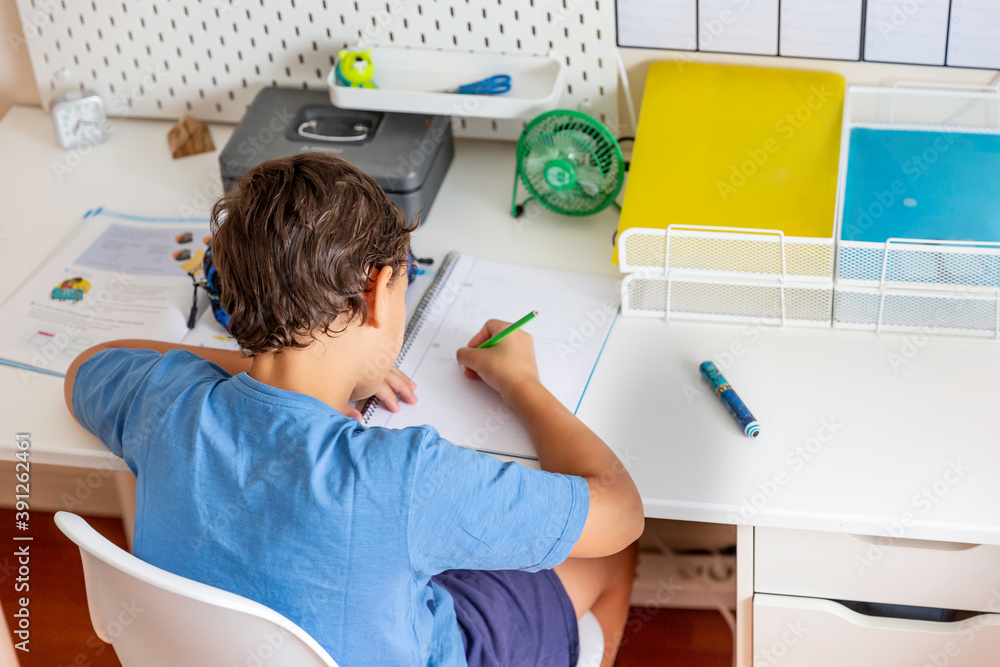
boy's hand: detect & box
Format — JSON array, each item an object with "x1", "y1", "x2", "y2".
[
  {"x1": 343, "y1": 368, "x2": 417, "y2": 420},
  {"x1": 456, "y1": 319, "x2": 541, "y2": 402}
]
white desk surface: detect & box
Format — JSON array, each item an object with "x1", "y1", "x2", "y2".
[{"x1": 2, "y1": 106, "x2": 999, "y2": 546}]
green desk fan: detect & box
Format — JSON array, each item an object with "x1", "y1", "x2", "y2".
[{"x1": 511, "y1": 110, "x2": 625, "y2": 218}]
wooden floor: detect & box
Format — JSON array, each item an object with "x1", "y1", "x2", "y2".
[{"x1": 1, "y1": 509, "x2": 733, "y2": 666}]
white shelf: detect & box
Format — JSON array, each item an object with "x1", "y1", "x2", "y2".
[{"x1": 328, "y1": 47, "x2": 564, "y2": 120}]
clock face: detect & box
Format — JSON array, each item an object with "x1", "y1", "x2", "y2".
[{"x1": 53, "y1": 95, "x2": 106, "y2": 149}]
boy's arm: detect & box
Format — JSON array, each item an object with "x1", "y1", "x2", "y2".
[
  {"x1": 456, "y1": 320, "x2": 644, "y2": 559},
  {"x1": 64, "y1": 339, "x2": 251, "y2": 421}
]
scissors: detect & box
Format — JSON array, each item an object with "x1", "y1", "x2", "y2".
[{"x1": 446, "y1": 74, "x2": 511, "y2": 95}]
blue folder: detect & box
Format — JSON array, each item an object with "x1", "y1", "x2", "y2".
[{"x1": 841, "y1": 128, "x2": 1000, "y2": 244}]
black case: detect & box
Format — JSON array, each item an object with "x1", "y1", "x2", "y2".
[{"x1": 219, "y1": 87, "x2": 454, "y2": 224}]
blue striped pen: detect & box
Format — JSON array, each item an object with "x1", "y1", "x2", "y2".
[{"x1": 699, "y1": 361, "x2": 761, "y2": 438}]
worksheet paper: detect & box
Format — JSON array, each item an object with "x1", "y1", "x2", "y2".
[
  {"x1": 0, "y1": 209, "x2": 232, "y2": 376},
  {"x1": 698, "y1": 0, "x2": 779, "y2": 55},
  {"x1": 617, "y1": 0, "x2": 697, "y2": 51},
  {"x1": 947, "y1": 0, "x2": 1000, "y2": 69},
  {"x1": 779, "y1": 0, "x2": 863, "y2": 61},
  {"x1": 364, "y1": 255, "x2": 620, "y2": 460},
  {"x1": 863, "y1": 0, "x2": 950, "y2": 66}
]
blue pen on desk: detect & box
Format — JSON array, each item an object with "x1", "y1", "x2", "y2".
[{"x1": 699, "y1": 361, "x2": 760, "y2": 438}]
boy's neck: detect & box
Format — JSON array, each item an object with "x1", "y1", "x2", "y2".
[{"x1": 247, "y1": 337, "x2": 360, "y2": 415}]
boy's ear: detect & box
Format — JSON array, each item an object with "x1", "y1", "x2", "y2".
[{"x1": 364, "y1": 266, "x2": 394, "y2": 329}]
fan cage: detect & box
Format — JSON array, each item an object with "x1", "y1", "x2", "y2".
[{"x1": 514, "y1": 109, "x2": 624, "y2": 216}]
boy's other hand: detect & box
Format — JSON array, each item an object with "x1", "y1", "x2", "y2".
[
  {"x1": 456, "y1": 319, "x2": 540, "y2": 401},
  {"x1": 343, "y1": 368, "x2": 417, "y2": 420}
]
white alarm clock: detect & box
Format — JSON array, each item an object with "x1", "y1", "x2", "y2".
[{"x1": 51, "y1": 90, "x2": 107, "y2": 149}]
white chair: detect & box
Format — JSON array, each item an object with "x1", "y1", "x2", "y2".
[
  {"x1": 576, "y1": 609, "x2": 605, "y2": 667},
  {"x1": 55, "y1": 511, "x2": 604, "y2": 667},
  {"x1": 55, "y1": 512, "x2": 338, "y2": 667}
]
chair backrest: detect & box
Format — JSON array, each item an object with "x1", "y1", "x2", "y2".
[{"x1": 54, "y1": 512, "x2": 338, "y2": 667}]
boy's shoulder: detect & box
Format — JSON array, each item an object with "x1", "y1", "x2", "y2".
[{"x1": 84, "y1": 346, "x2": 222, "y2": 377}]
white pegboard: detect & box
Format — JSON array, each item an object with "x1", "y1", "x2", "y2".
[{"x1": 15, "y1": 0, "x2": 620, "y2": 140}]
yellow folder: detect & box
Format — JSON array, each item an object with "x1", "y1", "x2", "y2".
[{"x1": 616, "y1": 62, "x2": 845, "y2": 261}]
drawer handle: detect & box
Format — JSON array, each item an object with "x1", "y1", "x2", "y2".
[
  {"x1": 756, "y1": 594, "x2": 1000, "y2": 632},
  {"x1": 846, "y1": 534, "x2": 978, "y2": 552}
]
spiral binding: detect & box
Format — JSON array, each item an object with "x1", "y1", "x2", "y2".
[{"x1": 360, "y1": 251, "x2": 462, "y2": 423}]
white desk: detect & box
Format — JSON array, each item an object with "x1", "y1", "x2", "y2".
[{"x1": 4, "y1": 105, "x2": 1000, "y2": 666}]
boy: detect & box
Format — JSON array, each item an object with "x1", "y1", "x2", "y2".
[{"x1": 65, "y1": 153, "x2": 643, "y2": 667}]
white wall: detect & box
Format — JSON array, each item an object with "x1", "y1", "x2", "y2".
[
  {"x1": 1, "y1": 7, "x2": 997, "y2": 125},
  {"x1": 0, "y1": 2, "x2": 41, "y2": 119}
]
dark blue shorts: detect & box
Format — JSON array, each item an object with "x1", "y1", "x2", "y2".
[{"x1": 432, "y1": 569, "x2": 580, "y2": 667}]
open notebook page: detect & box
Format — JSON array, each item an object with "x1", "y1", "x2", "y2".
[{"x1": 364, "y1": 254, "x2": 620, "y2": 459}]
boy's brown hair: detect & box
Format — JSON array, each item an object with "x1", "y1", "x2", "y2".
[{"x1": 210, "y1": 152, "x2": 415, "y2": 355}]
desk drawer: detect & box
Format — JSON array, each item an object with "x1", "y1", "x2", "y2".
[
  {"x1": 754, "y1": 594, "x2": 1000, "y2": 667},
  {"x1": 755, "y1": 527, "x2": 1000, "y2": 613}
]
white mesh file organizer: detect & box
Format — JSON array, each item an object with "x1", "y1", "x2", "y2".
[
  {"x1": 833, "y1": 83, "x2": 1000, "y2": 339},
  {"x1": 618, "y1": 226, "x2": 835, "y2": 328}
]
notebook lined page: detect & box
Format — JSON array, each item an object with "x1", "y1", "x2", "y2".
[
  {"x1": 365, "y1": 255, "x2": 620, "y2": 460},
  {"x1": 947, "y1": 0, "x2": 1000, "y2": 69},
  {"x1": 779, "y1": 0, "x2": 863, "y2": 61},
  {"x1": 863, "y1": 0, "x2": 950, "y2": 65}
]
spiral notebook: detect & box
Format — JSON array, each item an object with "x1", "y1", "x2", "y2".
[{"x1": 361, "y1": 252, "x2": 620, "y2": 459}]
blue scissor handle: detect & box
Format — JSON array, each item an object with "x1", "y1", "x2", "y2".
[{"x1": 456, "y1": 74, "x2": 511, "y2": 95}]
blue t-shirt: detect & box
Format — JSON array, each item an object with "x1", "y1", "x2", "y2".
[{"x1": 73, "y1": 349, "x2": 589, "y2": 667}]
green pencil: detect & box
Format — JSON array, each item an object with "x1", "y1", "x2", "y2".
[{"x1": 477, "y1": 310, "x2": 539, "y2": 348}]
